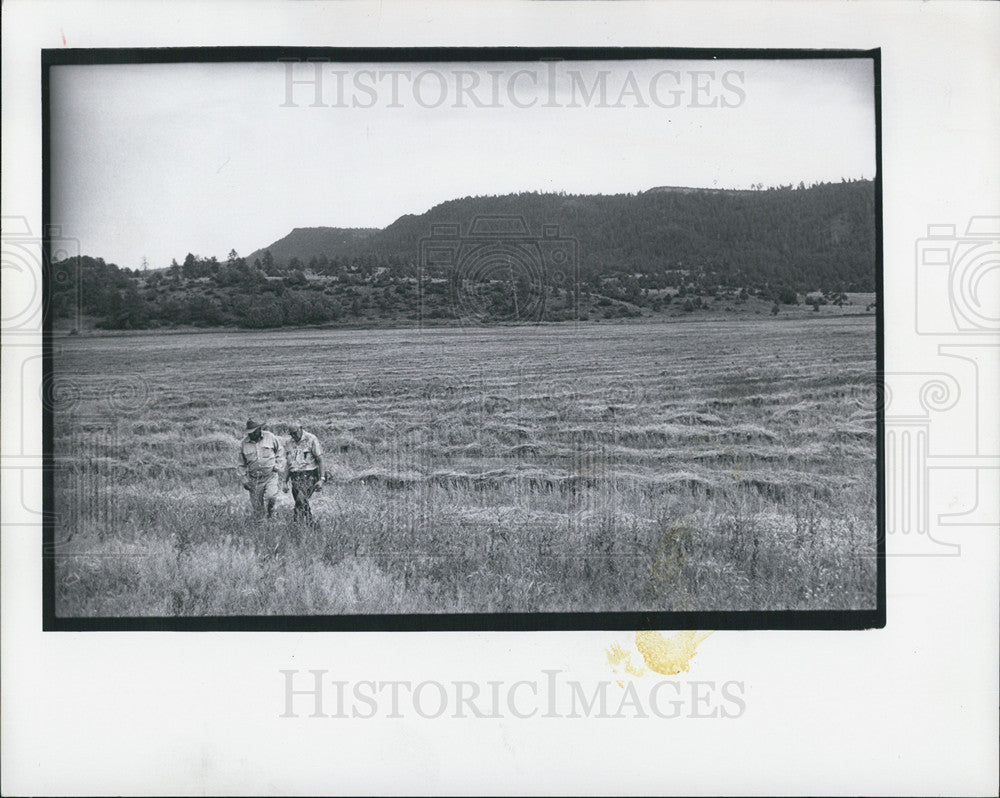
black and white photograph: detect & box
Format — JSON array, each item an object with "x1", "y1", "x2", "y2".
[
  {"x1": 44, "y1": 50, "x2": 881, "y2": 626},
  {"x1": 5, "y1": 2, "x2": 1000, "y2": 796}
]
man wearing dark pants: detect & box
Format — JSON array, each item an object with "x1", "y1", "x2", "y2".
[{"x1": 285, "y1": 421, "x2": 324, "y2": 522}]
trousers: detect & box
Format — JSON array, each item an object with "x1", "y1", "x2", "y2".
[
  {"x1": 289, "y1": 469, "x2": 320, "y2": 520},
  {"x1": 246, "y1": 471, "x2": 280, "y2": 519}
]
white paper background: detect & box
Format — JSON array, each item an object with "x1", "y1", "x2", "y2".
[{"x1": 2, "y1": 1, "x2": 997, "y2": 795}]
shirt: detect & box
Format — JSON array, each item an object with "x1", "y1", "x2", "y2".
[
  {"x1": 239, "y1": 430, "x2": 285, "y2": 479},
  {"x1": 285, "y1": 430, "x2": 323, "y2": 473}
]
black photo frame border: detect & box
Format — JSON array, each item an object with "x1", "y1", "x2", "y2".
[{"x1": 40, "y1": 46, "x2": 885, "y2": 632}]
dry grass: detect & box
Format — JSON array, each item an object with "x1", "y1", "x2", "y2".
[{"x1": 52, "y1": 315, "x2": 877, "y2": 615}]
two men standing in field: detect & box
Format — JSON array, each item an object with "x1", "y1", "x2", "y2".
[{"x1": 238, "y1": 419, "x2": 324, "y2": 521}]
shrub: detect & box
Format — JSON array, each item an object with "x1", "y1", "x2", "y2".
[{"x1": 777, "y1": 287, "x2": 799, "y2": 305}]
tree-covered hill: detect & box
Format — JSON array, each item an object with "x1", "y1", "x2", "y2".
[
  {"x1": 245, "y1": 226, "x2": 378, "y2": 266},
  {"x1": 50, "y1": 180, "x2": 876, "y2": 330},
  {"x1": 253, "y1": 179, "x2": 876, "y2": 292}
]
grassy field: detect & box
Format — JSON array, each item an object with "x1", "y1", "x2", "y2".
[{"x1": 51, "y1": 315, "x2": 877, "y2": 616}]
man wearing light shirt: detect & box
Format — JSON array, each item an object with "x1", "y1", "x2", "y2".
[
  {"x1": 238, "y1": 418, "x2": 286, "y2": 520},
  {"x1": 284, "y1": 421, "x2": 325, "y2": 522}
]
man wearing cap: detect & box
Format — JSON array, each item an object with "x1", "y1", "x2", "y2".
[
  {"x1": 284, "y1": 422, "x2": 324, "y2": 522},
  {"x1": 238, "y1": 418, "x2": 286, "y2": 519}
]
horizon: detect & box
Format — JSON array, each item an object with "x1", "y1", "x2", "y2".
[{"x1": 50, "y1": 58, "x2": 876, "y2": 268}]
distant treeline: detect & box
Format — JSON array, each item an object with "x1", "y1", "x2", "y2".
[{"x1": 50, "y1": 180, "x2": 876, "y2": 330}]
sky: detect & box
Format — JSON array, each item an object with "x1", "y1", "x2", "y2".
[{"x1": 49, "y1": 58, "x2": 876, "y2": 268}]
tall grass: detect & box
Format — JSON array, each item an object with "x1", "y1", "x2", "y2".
[{"x1": 53, "y1": 316, "x2": 878, "y2": 615}]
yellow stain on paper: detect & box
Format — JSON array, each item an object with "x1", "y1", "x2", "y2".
[
  {"x1": 607, "y1": 630, "x2": 714, "y2": 681},
  {"x1": 634, "y1": 630, "x2": 714, "y2": 675},
  {"x1": 623, "y1": 658, "x2": 647, "y2": 677},
  {"x1": 606, "y1": 641, "x2": 645, "y2": 679},
  {"x1": 605, "y1": 641, "x2": 630, "y2": 667}
]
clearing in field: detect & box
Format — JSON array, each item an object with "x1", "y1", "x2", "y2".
[{"x1": 51, "y1": 315, "x2": 877, "y2": 616}]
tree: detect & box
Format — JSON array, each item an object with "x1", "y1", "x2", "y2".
[
  {"x1": 261, "y1": 249, "x2": 279, "y2": 276},
  {"x1": 182, "y1": 253, "x2": 199, "y2": 279},
  {"x1": 240, "y1": 267, "x2": 267, "y2": 293}
]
